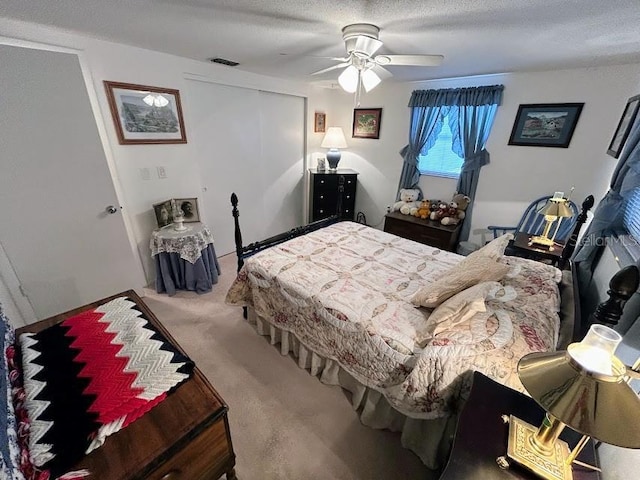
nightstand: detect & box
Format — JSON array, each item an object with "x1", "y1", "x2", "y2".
[
  {"x1": 384, "y1": 211, "x2": 461, "y2": 251},
  {"x1": 439, "y1": 372, "x2": 600, "y2": 480},
  {"x1": 507, "y1": 232, "x2": 566, "y2": 267},
  {"x1": 309, "y1": 168, "x2": 358, "y2": 221}
]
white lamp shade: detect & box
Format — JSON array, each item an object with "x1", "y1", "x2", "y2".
[
  {"x1": 338, "y1": 66, "x2": 359, "y2": 93},
  {"x1": 321, "y1": 127, "x2": 348, "y2": 149},
  {"x1": 361, "y1": 69, "x2": 381, "y2": 92}
]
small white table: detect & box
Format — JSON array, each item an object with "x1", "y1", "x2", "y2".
[{"x1": 150, "y1": 222, "x2": 221, "y2": 295}]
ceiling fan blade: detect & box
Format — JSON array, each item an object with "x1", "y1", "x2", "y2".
[
  {"x1": 279, "y1": 53, "x2": 350, "y2": 62},
  {"x1": 311, "y1": 63, "x2": 350, "y2": 76},
  {"x1": 370, "y1": 64, "x2": 393, "y2": 80},
  {"x1": 353, "y1": 35, "x2": 383, "y2": 56},
  {"x1": 375, "y1": 54, "x2": 444, "y2": 67}
]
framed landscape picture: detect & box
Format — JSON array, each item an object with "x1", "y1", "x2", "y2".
[
  {"x1": 353, "y1": 108, "x2": 382, "y2": 139},
  {"x1": 607, "y1": 94, "x2": 640, "y2": 158},
  {"x1": 508, "y1": 103, "x2": 584, "y2": 148},
  {"x1": 104, "y1": 81, "x2": 187, "y2": 145}
]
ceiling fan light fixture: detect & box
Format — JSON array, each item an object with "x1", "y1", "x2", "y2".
[
  {"x1": 361, "y1": 69, "x2": 381, "y2": 92},
  {"x1": 338, "y1": 65, "x2": 359, "y2": 93}
]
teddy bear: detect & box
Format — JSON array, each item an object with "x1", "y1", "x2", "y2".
[
  {"x1": 413, "y1": 199, "x2": 431, "y2": 219},
  {"x1": 440, "y1": 193, "x2": 471, "y2": 226},
  {"x1": 429, "y1": 201, "x2": 449, "y2": 222},
  {"x1": 392, "y1": 188, "x2": 420, "y2": 216}
]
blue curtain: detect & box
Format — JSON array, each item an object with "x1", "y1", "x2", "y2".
[
  {"x1": 397, "y1": 85, "x2": 504, "y2": 234},
  {"x1": 574, "y1": 117, "x2": 640, "y2": 278},
  {"x1": 397, "y1": 105, "x2": 448, "y2": 199},
  {"x1": 448, "y1": 86, "x2": 503, "y2": 241}
]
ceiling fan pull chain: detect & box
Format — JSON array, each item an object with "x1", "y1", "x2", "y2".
[{"x1": 355, "y1": 70, "x2": 362, "y2": 107}]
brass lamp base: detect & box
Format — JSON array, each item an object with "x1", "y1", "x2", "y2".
[
  {"x1": 529, "y1": 235, "x2": 555, "y2": 248},
  {"x1": 505, "y1": 416, "x2": 572, "y2": 480}
]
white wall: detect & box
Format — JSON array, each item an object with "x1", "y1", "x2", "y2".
[
  {"x1": 318, "y1": 64, "x2": 640, "y2": 243},
  {"x1": 0, "y1": 17, "x2": 313, "y2": 283}
]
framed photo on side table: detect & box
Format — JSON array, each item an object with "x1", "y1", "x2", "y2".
[
  {"x1": 508, "y1": 103, "x2": 583, "y2": 148},
  {"x1": 153, "y1": 200, "x2": 173, "y2": 228},
  {"x1": 175, "y1": 198, "x2": 200, "y2": 222},
  {"x1": 353, "y1": 108, "x2": 382, "y2": 139},
  {"x1": 104, "y1": 81, "x2": 187, "y2": 145},
  {"x1": 607, "y1": 94, "x2": 640, "y2": 158}
]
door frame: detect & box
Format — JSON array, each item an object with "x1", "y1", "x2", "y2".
[{"x1": 0, "y1": 36, "x2": 146, "y2": 292}]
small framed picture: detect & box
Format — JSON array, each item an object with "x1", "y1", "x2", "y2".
[
  {"x1": 607, "y1": 94, "x2": 640, "y2": 158},
  {"x1": 104, "y1": 81, "x2": 187, "y2": 145},
  {"x1": 352, "y1": 108, "x2": 382, "y2": 139},
  {"x1": 508, "y1": 103, "x2": 583, "y2": 148},
  {"x1": 153, "y1": 200, "x2": 173, "y2": 228},
  {"x1": 175, "y1": 198, "x2": 200, "y2": 223},
  {"x1": 314, "y1": 112, "x2": 326, "y2": 133}
]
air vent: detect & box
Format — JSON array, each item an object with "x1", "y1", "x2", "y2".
[{"x1": 210, "y1": 57, "x2": 239, "y2": 67}]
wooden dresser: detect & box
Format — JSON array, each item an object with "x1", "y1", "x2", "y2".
[
  {"x1": 384, "y1": 211, "x2": 461, "y2": 251},
  {"x1": 309, "y1": 168, "x2": 358, "y2": 221},
  {"x1": 16, "y1": 290, "x2": 236, "y2": 480}
]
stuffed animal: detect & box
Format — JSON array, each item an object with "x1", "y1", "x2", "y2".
[
  {"x1": 392, "y1": 188, "x2": 420, "y2": 216},
  {"x1": 440, "y1": 193, "x2": 471, "y2": 226},
  {"x1": 413, "y1": 199, "x2": 431, "y2": 219},
  {"x1": 430, "y1": 202, "x2": 449, "y2": 221}
]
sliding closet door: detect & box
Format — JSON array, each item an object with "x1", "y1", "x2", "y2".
[
  {"x1": 0, "y1": 45, "x2": 140, "y2": 319},
  {"x1": 186, "y1": 80, "x2": 304, "y2": 255}
]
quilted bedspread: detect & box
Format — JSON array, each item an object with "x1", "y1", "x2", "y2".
[{"x1": 226, "y1": 222, "x2": 563, "y2": 419}]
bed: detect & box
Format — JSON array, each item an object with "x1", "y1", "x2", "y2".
[{"x1": 225, "y1": 194, "x2": 590, "y2": 470}]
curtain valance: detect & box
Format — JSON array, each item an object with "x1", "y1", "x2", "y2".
[{"x1": 408, "y1": 85, "x2": 505, "y2": 108}]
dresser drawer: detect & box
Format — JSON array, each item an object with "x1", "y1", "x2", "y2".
[
  {"x1": 313, "y1": 175, "x2": 338, "y2": 192},
  {"x1": 149, "y1": 416, "x2": 233, "y2": 480}
]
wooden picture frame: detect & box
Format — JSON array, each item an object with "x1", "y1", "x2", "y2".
[
  {"x1": 153, "y1": 200, "x2": 173, "y2": 228},
  {"x1": 508, "y1": 103, "x2": 584, "y2": 148},
  {"x1": 175, "y1": 198, "x2": 200, "y2": 223},
  {"x1": 607, "y1": 94, "x2": 640, "y2": 158},
  {"x1": 104, "y1": 81, "x2": 187, "y2": 145},
  {"x1": 314, "y1": 112, "x2": 326, "y2": 133},
  {"x1": 352, "y1": 108, "x2": 382, "y2": 139}
]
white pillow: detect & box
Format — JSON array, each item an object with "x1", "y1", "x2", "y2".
[
  {"x1": 470, "y1": 233, "x2": 513, "y2": 260},
  {"x1": 411, "y1": 254, "x2": 510, "y2": 308},
  {"x1": 429, "y1": 281, "x2": 502, "y2": 335}
]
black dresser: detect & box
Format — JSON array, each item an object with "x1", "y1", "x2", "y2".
[{"x1": 309, "y1": 168, "x2": 358, "y2": 221}]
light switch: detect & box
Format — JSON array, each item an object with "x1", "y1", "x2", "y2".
[
  {"x1": 139, "y1": 168, "x2": 150, "y2": 180},
  {"x1": 157, "y1": 166, "x2": 167, "y2": 179}
]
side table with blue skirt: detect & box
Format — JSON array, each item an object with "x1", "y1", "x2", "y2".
[{"x1": 150, "y1": 222, "x2": 221, "y2": 295}]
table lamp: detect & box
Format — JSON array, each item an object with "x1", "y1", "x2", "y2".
[
  {"x1": 530, "y1": 197, "x2": 573, "y2": 250},
  {"x1": 321, "y1": 127, "x2": 348, "y2": 171},
  {"x1": 499, "y1": 324, "x2": 640, "y2": 480}
]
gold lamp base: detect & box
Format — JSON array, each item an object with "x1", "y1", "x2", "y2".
[
  {"x1": 505, "y1": 415, "x2": 573, "y2": 480},
  {"x1": 529, "y1": 234, "x2": 555, "y2": 248}
]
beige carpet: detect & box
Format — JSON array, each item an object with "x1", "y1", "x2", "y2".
[{"x1": 142, "y1": 253, "x2": 435, "y2": 480}]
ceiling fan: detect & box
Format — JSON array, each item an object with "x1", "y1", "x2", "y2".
[{"x1": 312, "y1": 23, "x2": 444, "y2": 96}]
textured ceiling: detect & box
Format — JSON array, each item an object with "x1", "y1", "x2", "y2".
[{"x1": 2, "y1": 0, "x2": 640, "y2": 84}]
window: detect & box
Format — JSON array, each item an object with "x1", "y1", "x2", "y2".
[
  {"x1": 418, "y1": 114, "x2": 463, "y2": 178},
  {"x1": 624, "y1": 187, "x2": 640, "y2": 240}
]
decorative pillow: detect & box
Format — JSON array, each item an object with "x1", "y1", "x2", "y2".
[
  {"x1": 19, "y1": 296, "x2": 194, "y2": 479},
  {"x1": 412, "y1": 254, "x2": 510, "y2": 308},
  {"x1": 471, "y1": 233, "x2": 513, "y2": 260},
  {"x1": 429, "y1": 281, "x2": 502, "y2": 335}
]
